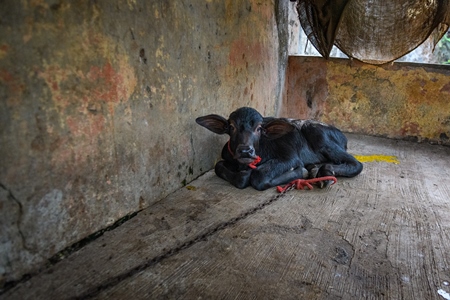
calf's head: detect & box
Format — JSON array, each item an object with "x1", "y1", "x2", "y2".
[{"x1": 196, "y1": 107, "x2": 295, "y2": 164}]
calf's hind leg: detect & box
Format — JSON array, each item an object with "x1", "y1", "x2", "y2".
[
  {"x1": 306, "y1": 164, "x2": 336, "y2": 188},
  {"x1": 307, "y1": 151, "x2": 363, "y2": 188},
  {"x1": 328, "y1": 151, "x2": 363, "y2": 178},
  {"x1": 250, "y1": 160, "x2": 308, "y2": 191}
]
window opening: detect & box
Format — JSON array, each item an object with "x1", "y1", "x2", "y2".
[{"x1": 288, "y1": 2, "x2": 450, "y2": 65}]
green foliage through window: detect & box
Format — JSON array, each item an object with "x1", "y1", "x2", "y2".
[{"x1": 435, "y1": 31, "x2": 450, "y2": 65}]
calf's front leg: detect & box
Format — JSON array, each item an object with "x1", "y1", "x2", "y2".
[
  {"x1": 215, "y1": 160, "x2": 252, "y2": 189},
  {"x1": 250, "y1": 159, "x2": 308, "y2": 191}
]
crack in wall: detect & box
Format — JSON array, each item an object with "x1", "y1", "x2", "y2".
[
  {"x1": 0, "y1": 209, "x2": 141, "y2": 295},
  {"x1": 0, "y1": 182, "x2": 30, "y2": 251}
]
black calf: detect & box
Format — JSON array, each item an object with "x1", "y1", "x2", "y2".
[{"x1": 196, "y1": 107, "x2": 362, "y2": 191}]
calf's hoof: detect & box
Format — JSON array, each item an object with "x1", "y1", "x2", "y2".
[
  {"x1": 306, "y1": 164, "x2": 320, "y2": 179},
  {"x1": 318, "y1": 179, "x2": 334, "y2": 189}
]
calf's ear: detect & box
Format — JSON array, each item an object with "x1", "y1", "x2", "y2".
[
  {"x1": 196, "y1": 114, "x2": 229, "y2": 134},
  {"x1": 263, "y1": 119, "x2": 295, "y2": 139}
]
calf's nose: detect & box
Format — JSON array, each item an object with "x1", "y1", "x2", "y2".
[{"x1": 236, "y1": 145, "x2": 256, "y2": 158}]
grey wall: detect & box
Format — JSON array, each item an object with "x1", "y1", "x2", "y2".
[{"x1": 0, "y1": 0, "x2": 289, "y2": 285}]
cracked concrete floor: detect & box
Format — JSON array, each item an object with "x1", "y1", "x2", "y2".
[{"x1": 4, "y1": 134, "x2": 450, "y2": 299}]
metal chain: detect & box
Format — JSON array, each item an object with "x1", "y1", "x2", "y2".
[{"x1": 75, "y1": 188, "x2": 291, "y2": 299}]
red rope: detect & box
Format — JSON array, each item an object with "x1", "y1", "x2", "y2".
[
  {"x1": 276, "y1": 176, "x2": 337, "y2": 193},
  {"x1": 248, "y1": 156, "x2": 261, "y2": 169},
  {"x1": 227, "y1": 140, "x2": 233, "y2": 156},
  {"x1": 227, "y1": 140, "x2": 261, "y2": 169}
]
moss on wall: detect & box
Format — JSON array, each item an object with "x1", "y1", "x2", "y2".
[{"x1": 282, "y1": 57, "x2": 450, "y2": 145}]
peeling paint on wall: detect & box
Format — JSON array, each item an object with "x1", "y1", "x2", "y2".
[
  {"x1": 0, "y1": 0, "x2": 288, "y2": 286},
  {"x1": 282, "y1": 57, "x2": 450, "y2": 145}
]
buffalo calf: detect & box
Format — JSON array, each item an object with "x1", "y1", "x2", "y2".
[{"x1": 196, "y1": 107, "x2": 362, "y2": 191}]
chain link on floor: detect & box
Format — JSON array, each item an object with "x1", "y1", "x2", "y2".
[{"x1": 74, "y1": 189, "x2": 292, "y2": 299}]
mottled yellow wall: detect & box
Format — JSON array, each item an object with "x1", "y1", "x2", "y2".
[
  {"x1": 0, "y1": 0, "x2": 289, "y2": 285},
  {"x1": 282, "y1": 57, "x2": 450, "y2": 145}
]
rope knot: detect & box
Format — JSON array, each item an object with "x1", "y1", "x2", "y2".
[{"x1": 276, "y1": 176, "x2": 338, "y2": 193}]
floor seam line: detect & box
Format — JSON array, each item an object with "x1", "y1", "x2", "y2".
[{"x1": 72, "y1": 191, "x2": 289, "y2": 299}]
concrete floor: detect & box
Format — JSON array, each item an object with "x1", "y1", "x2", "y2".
[{"x1": 4, "y1": 134, "x2": 450, "y2": 300}]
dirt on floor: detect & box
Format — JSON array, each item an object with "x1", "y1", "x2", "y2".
[{"x1": 3, "y1": 134, "x2": 450, "y2": 300}]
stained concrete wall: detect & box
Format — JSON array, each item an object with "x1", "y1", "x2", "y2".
[
  {"x1": 0, "y1": 0, "x2": 289, "y2": 285},
  {"x1": 281, "y1": 57, "x2": 450, "y2": 145}
]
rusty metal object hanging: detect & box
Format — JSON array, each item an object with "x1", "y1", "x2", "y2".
[{"x1": 296, "y1": 0, "x2": 450, "y2": 64}]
